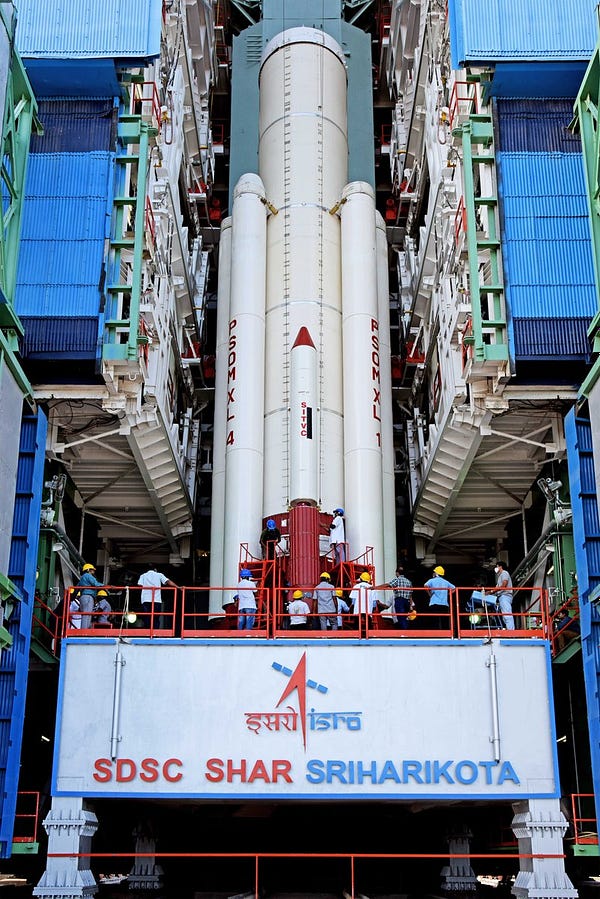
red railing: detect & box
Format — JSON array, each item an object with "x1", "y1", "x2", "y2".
[
  {"x1": 550, "y1": 595, "x2": 580, "y2": 656},
  {"x1": 131, "y1": 81, "x2": 161, "y2": 132},
  {"x1": 144, "y1": 197, "x2": 156, "y2": 249},
  {"x1": 46, "y1": 848, "x2": 568, "y2": 899},
  {"x1": 32, "y1": 595, "x2": 61, "y2": 657},
  {"x1": 571, "y1": 794, "x2": 598, "y2": 847},
  {"x1": 58, "y1": 585, "x2": 554, "y2": 644},
  {"x1": 454, "y1": 195, "x2": 467, "y2": 244},
  {"x1": 448, "y1": 79, "x2": 478, "y2": 128},
  {"x1": 13, "y1": 792, "x2": 40, "y2": 846}
]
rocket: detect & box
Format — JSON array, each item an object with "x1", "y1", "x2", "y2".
[{"x1": 210, "y1": 27, "x2": 395, "y2": 609}]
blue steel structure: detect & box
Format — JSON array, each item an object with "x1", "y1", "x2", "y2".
[
  {"x1": 496, "y1": 100, "x2": 596, "y2": 363},
  {"x1": 565, "y1": 408, "x2": 600, "y2": 832},
  {"x1": 0, "y1": 411, "x2": 47, "y2": 857}
]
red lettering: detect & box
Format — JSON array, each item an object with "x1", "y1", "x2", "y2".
[
  {"x1": 116, "y1": 759, "x2": 136, "y2": 782},
  {"x1": 227, "y1": 759, "x2": 247, "y2": 782},
  {"x1": 229, "y1": 318, "x2": 237, "y2": 332},
  {"x1": 163, "y1": 759, "x2": 183, "y2": 782},
  {"x1": 93, "y1": 758, "x2": 112, "y2": 783},
  {"x1": 140, "y1": 758, "x2": 159, "y2": 783},
  {"x1": 272, "y1": 760, "x2": 292, "y2": 783},
  {"x1": 248, "y1": 760, "x2": 270, "y2": 783},
  {"x1": 205, "y1": 758, "x2": 224, "y2": 782},
  {"x1": 371, "y1": 318, "x2": 379, "y2": 333},
  {"x1": 226, "y1": 430, "x2": 234, "y2": 446},
  {"x1": 373, "y1": 388, "x2": 381, "y2": 404},
  {"x1": 228, "y1": 351, "x2": 236, "y2": 368},
  {"x1": 372, "y1": 335, "x2": 379, "y2": 351},
  {"x1": 373, "y1": 405, "x2": 381, "y2": 422},
  {"x1": 227, "y1": 388, "x2": 235, "y2": 404},
  {"x1": 371, "y1": 367, "x2": 381, "y2": 383}
]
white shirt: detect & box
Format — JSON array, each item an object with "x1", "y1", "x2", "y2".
[
  {"x1": 288, "y1": 599, "x2": 310, "y2": 625},
  {"x1": 69, "y1": 598, "x2": 81, "y2": 628},
  {"x1": 237, "y1": 578, "x2": 257, "y2": 610},
  {"x1": 329, "y1": 514, "x2": 345, "y2": 546},
  {"x1": 350, "y1": 582, "x2": 377, "y2": 615},
  {"x1": 137, "y1": 569, "x2": 168, "y2": 605}
]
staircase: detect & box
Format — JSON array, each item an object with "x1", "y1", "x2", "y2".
[
  {"x1": 455, "y1": 109, "x2": 510, "y2": 388},
  {"x1": 103, "y1": 82, "x2": 158, "y2": 370}
]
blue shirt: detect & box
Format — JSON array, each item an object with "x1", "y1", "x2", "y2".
[
  {"x1": 425, "y1": 575, "x2": 455, "y2": 607},
  {"x1": 77, "y1": 572, "x2": 101, "y2": 596}
]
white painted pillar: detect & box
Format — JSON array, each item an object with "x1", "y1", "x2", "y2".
[
  {"x1": 511, "y1": 798, "x2": 578, "y2": 899},
  {"x1": 33, "y1": 797, "x2": 98, "y2": 898}
]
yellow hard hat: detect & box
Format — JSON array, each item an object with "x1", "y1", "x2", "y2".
[
  {"x1": 82, "y1": 563, "x2": 96, "y2": 572},
  {"x1": 433, "y1": 565, "x2": 445, "y2": 576},
  {"x1": 359, "y1": 572, "x2": 371, "y2": 582},
  {"x1": 320, "y1": 572, "x2": 331, "y2": 580},
  {"x1": 407, "y1": 609, "x2": 417, "y2": 621},
  {"x1": 293, "y1": 590, "x2": 304, "y2": 599},
  {"x1": 335, "y1": 589, "x2": 343, "y2": 597},
  {"x1": 97, "y1": 590, "x2": 108, "y2": 597}
]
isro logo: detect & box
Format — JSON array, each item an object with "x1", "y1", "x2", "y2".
[{"x1": 243, "y1": 652, "x2": 362, "y2": 749}]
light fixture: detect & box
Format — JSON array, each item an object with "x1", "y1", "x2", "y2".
[
  {"x1": 40, "y1": 735, "x2": 50, "y2": 743},
  {"x1": 556, "y1": 735, "x2": 567, "y2": 744},
  {"x1": 469, "y1": 613, "x2": 481, "y2": 625},
  {"x1": 125, "y1": 612, "x2": 137, "y2": 624}
]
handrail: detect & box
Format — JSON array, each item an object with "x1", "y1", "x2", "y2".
[
  {"x1": 47, "y1": 848, "x2": 567, "y2": 899},
  {"x1": 13, "y1": 792, "x2": 39, "y2": 845},
  {"x1": 60, "y1": 585, "x2": 552, "y2": 642},
  {"x1": 570, "y1": 793, "x2": 598, "y2": 846}
]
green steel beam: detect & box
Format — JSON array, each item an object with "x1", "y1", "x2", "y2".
[
  {"x1": 0, "y1": 52, "x2": 38, "y2": 306},
  {"x1": 575, "y1": 42, "x2": 600, "y2": 352}
]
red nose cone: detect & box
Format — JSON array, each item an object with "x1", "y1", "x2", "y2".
[{"x1": 292, "y1": 327, "x2": 316, "y2": 350}]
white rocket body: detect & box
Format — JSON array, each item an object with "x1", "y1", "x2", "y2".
[{"x1": 211, "y1": 27, "x2": 395, "y2": 611}]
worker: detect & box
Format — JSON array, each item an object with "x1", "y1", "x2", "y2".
[
  {"x1": 335, "y1": 588, "x2": 350, "y2": 630},
  {"x1": 424, "y1": 565, "x2": 455, "y2": 630},
  {"x1": 75, "y1": 562, "x2": 103, "y2": 629},
  {"x1": 93, "y1": 590, "x2": 112, "y2": 627},
  {"x1": 313, "y1": 572, "x2": 338, "y2": 631},
  {"x1": 137, "y1": 565, "x2": 178, "y2": 630},
  {"x1": 349, "y1": 571, "x2": 377, "y2": 635},
  {"x1": 237, "y1": 567, "x2": 257, "y2": 631},
  {"x1": 329, "y1": 508, "x2": 346, "y2": 564},
  {"x1": 288, "y1": 590, "x2": 311, "y2": 630},
  {"x1": 493, "y1": 561, "x2": 514, "y2": 630},
  {"x1": 260, "y1": 519, "x2": 281, "y2": 560}
]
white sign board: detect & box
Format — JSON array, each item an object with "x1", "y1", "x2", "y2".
[{"x1": 54, "y1": 640, "x2": 559, "y2": 800}]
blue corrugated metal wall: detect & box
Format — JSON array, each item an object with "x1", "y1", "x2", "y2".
[
  {"x1": 497, "y1": 100, "x2": 596, "y2": 361},
  {"x1": 16, "y1": 0, "x2": 162, "y2": 60},
  {"x1": 15, "y1": 100, "x2": 114, "y2": 360},
  {"x1": 0, "y1": 410, "x2": 47, "y2": 857},
  {"x1": 565, "y1": 407, "x2": 600, "y2": 833},
  {"x1": 449, "y1": 0, "x2": 597, "y2": 65}
]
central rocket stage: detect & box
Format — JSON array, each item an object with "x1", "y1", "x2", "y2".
[{"x1": 210, "y1": 27, "x2": 395, "y2": 609}]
